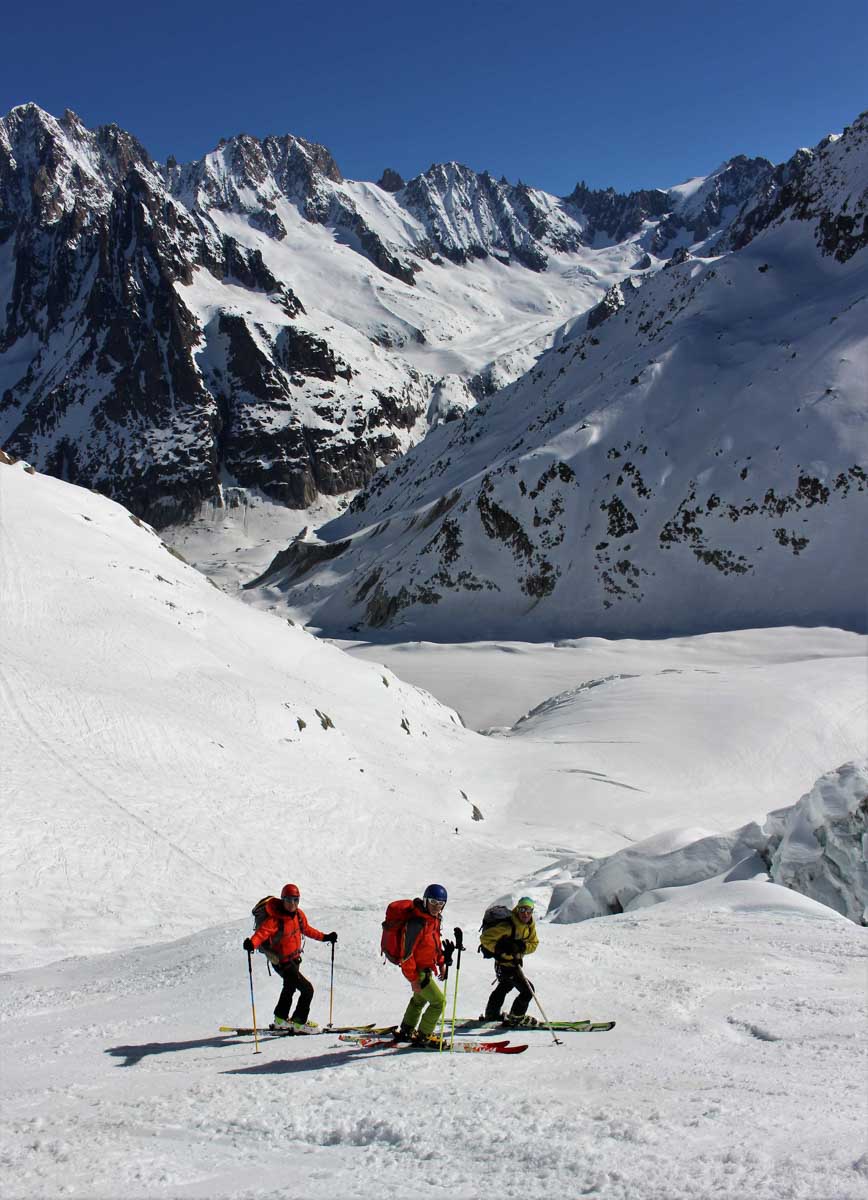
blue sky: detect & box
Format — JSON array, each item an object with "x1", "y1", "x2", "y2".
[{"x1": 3, "y1": 0, "x2": 866, "y2": 194}]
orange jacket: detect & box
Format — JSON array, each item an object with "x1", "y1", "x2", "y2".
[
  {"x1": 250, "y1": 899, "x2": 325, "y2": 963},
  {"x1": 399, "y1": 900, "x2": 444, "y2": 983}
]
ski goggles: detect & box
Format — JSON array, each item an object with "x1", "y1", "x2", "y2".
[{"x1": 426, "y1": 899, "x2": 446, "y2": 912}]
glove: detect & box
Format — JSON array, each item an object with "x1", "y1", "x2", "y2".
[
  {"x1": 323, "y1": 931, "x2": 338, "y2": 944},
  {"x1": 442, "y1": 938, "x2": 455, "y2": 967},
  {"x1": 242, "y1": 938, "x2": 254, "y2": 952},
  {"x1": 495, "y1": 937, "x2": 518, "y2": 961}
]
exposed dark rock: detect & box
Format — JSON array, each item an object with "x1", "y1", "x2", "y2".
[
  {"x1": 587, "y1": 282, "x2": 625, "y2": 330},
  {"x1": 377, "y1": 168, "x2": 405, "y2": 192},
  {"x1": 726, "y1": 114, "x2": 868, "y2": 261},
  {"x1": 566, "y1": 180, "x2": 670, "y2": 243},
  {"x1": 244, "y1": 534, "x2": 351, "y2": 589},
  {"x1": 274, "y1": 326, "x2": 349, "y2": 382}
]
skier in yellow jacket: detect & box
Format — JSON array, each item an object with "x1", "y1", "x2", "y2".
[{"x1": 479, "y1": 897, "x2": 539, "y2": 1023}]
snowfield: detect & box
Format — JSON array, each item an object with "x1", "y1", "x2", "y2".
[
  {"x1": 2, "y1": 890, "x2": 865, "y2": 1200},
  {"x1": 1, "y1": 458, "x2": 866, "y2": 1199}
]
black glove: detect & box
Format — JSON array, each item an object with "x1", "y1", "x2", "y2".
[
  {"x1": 495, "y1": 935, "x2": 521, "y2": 959},
  {"x1": 442, "y1": 938, "x2": 455, "y2": 967},
  {"x1": 243, "y1": 938, "x2": 254, "y2": 952},
  {"x1": 323, "y1": 931, "x2": 338, "y2": 944}
]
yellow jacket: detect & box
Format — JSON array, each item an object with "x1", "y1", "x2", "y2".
[{"x1": 479, "y1": 905, "x2": 539, "y2": 962}]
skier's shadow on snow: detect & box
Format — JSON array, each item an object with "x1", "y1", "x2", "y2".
[
  {"x1": 225, "y1": 1047, "x2": 387, "y2": 1075},
  {"x1": 106, "y1": 1035, "x2": 250, "y2": 1067},
  {"x1": 105, "y1": 1038, "x2": 383, "y2": 1072}
]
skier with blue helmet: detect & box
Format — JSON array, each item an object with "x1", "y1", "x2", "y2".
[{"x1": 394, "y1": 884, "x2": 450, "y2": 1043}]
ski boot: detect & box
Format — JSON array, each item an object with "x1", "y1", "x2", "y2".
[
  {"x1": 502, "y1": 1012, "x2": 539, "y2": 1028},
  {"x1": 288, "y1": 1018, "x2": 319, "y2": 1034},
  {"x1": 410, "y1": 1030, "x2": 441, "y2": 1048}
]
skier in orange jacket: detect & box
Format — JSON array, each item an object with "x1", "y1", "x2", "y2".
[
  {"x1": 396, "y1": 884, "x2": 449, "y2": 1042},
  {"x1": 243, "y1": 883, "x2": 337, "y2": 1029}
]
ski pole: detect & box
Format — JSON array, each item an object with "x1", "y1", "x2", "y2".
[
  {"x1": 328, "y1": 940, "x2": 336, "y2": 1027},
  {"x1": 437, "y1": 960, "x2": 449, "y2": 1053},
  {"x1": 437, "y1": 937, "x2": 455, "y2": 1052},
  {"x1": 516, "y1": 965, "x2": 562, "y2": 1046},
  {"x1": 247, "y1": 950, "x2": 261, "y2": 1055},
  {"x1": 449, "y1": 927, "x2": 464, "y2": 1052}
]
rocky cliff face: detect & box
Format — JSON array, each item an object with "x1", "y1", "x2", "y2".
[{"x1": 0, "y1": 107, "x2": 433, "y2": 525}]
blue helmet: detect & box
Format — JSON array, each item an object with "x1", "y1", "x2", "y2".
[{"x1": 423, "y1": 883, "x2": 447, "y2": 903}]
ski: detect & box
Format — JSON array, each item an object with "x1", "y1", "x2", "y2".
[
  {"x1": 220, "y1": 1022, "x2": 378, "y2": 1037},
  {"x1": 337, "y1": 1033, "x2": 527, "y2": 1055},
  {"x1": 455, "y1": 1017, "x2": 615, "y2": 1033}
]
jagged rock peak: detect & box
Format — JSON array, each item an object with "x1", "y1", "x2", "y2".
[
  {"x1": 725, "y1": 110, "x2": 868, "y2": 262},
  {"x1": 168, "y1": 128, "x2": 343, "y2": 225},
  {"x1": 377, "y1": 167, "x2": 405, "y2": 192}
]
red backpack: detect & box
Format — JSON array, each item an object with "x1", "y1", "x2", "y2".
[{"x1": 381, "y1": 899, "x2": 416, "y2": 964}]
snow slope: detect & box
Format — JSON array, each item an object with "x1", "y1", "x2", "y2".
[
  {"x1": 2, "y1": 459, "x2": 866, "y2": 1199},
  {"x1": 0, "y1": 456, "x2": 520, "y2": 970},
  {"x1": 1, "y1": 876, "x2": 865, "y2": 1200}
]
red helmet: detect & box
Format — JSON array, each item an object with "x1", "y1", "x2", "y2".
[{"x1": 281, "y1": 883, "x2": 300, "y2": 900}]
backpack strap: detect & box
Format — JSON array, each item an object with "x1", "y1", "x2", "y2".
[{"x1": 401, "y1": 913, "x2": 425, "y2": 964}]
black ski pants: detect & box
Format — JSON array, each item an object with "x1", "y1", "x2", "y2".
[
  {"x1": 273, "y1": 958, "x2": 314, "y2": 1023},
  {"x1": 484, "y1": 962, "x2": 533, "y2": 1019}
]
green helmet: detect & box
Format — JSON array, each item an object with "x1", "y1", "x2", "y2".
[{"x1": 516, "y1": 897, "x2": 535, "y2": 911}]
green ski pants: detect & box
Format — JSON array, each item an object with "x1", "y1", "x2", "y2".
[{"x1": 402, "y1": 971, "x2": 445, "y2": 1036}]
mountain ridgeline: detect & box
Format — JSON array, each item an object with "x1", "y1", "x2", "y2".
[
  {"x1": 4, "y1": 102, "x2": 777, "y2": 528},
  {"x1": 1, "y1": 103, "x2": 866, "y2": 638}
]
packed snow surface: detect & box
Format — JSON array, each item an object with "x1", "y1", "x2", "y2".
[
  {"x1": 2, "y1": 889, "x2": 865, "y2": 1200},
  {"x1": 1, "y1": 460, "x2": 866, "y2": 1199}
]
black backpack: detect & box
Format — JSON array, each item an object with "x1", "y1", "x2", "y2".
[{"x1": 478, "y1": 903, "x2": 514, "y2": 958}]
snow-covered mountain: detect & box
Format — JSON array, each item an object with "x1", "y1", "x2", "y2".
[
  {"x1": 1, "y1": 103, "x2": 776, "y2": 528},
  {"x1": 252, "y1": 114, "x2": 868, "y2": 639}
]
